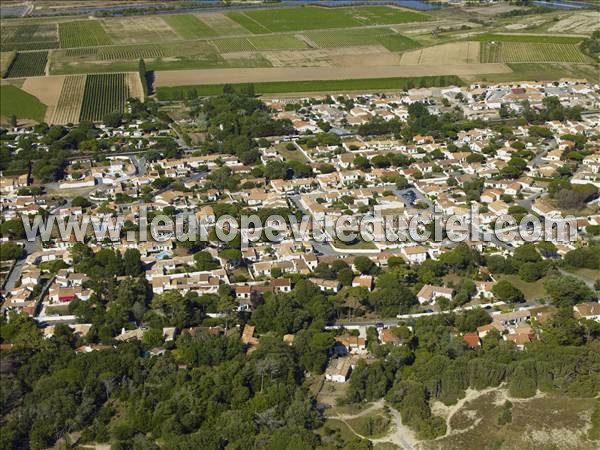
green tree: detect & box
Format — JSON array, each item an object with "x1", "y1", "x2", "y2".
[{"x1": 492, "y1": 280, "x2": 525, "y2": 303}]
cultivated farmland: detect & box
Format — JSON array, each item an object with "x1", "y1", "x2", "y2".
[
  {"x1": 79, "y1": 73, "x2": 129, "y2": 122},
  {"x1": 1, "y1": 24, "x2": 58, "y2": 51},
  {"x1": 101, "y1": 16, "x2": 182, "y2": 44},
  {"x1": 469, "y1": 33, "x2": 584, "y2": 45},
  {"x1": 4, "y1": 51, "x2": 48, "y2": 78},
  {"x1": 227, "y1": 6, "x2": 429, "y2": 34},
  {"x1": 249, "y1": 35, "x2": 308, "y2": 51},
  {"x1": 98, "y1": 45, "x2": 165, "y2": 61},
  {"x1": 51, "y1": 75, "x2": 87, "y2": 124},
  {"x1": 401, "y1": 42, "x2": 480, "y2": 65},
  {"x1": 212, "y1": 38, "x2": 256, "y2": 53},
  {"x1": 59, "y1": 21, "x2": 112, "y2": 48},
  {"x1": 480, "y1": 43, "x2": 589, "y2": 63},
  {"x1": 306, "y1": 29, "x2": 419, "y2": 52},
  {"x1": 0, "y1": 85, "x2": 46, "y2": 122},
  {"x1": 162, "y1": 14, "x2": 217, "y2": 40}
]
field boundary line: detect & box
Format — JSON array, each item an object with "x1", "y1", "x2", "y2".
[{"x1": 238, "y1": 11, "x2": 272, "y2": 34}]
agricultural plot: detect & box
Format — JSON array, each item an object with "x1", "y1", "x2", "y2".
[
  {"x1": 197, "y1": 13, "x2": 250, "y2": 36},
  {"x1": 1, "y1": 51, "x2": 16, "y2": 77},
  {"x1": 227, "y1": 6, "x2": 429, "y2": 34},
  {"x1": 162, "y1": 14, "x2": 217, "y2": 40},
  {"x1": 401, "y1": 42, "x2": 480, "y2": 65},
  {"x1": 79, "y1": 73, "x2": 129, "y2": 122},
  {"x1": 344, "y1": 5, "x2": 430, "y2": 26},
  {"x1": 248, "y1": 35, "x2": 307, "y2": 51},
  {"x1": 102, "y1": 16, "x2": 182, "y2": 45},
  {"x1": 469, "y1": 33, "x2": 584, "y2": 44},
  {"x1": 211, "y1": 38, "x2": 256, "y2": 53},
  {"x1": 306, "y1": 29, "x2": 390, "y2": 48},
  {"x1": 4, "y1": 51, "x2": 48, "y2": 78},
  {"x1": 98, "y1": 45, "x2": 165, "y2": 61},
  {"x1": 306, "y1": 29, "x2": 419, "y2": 52},
  {"x1": 59, "y1": 21, "x2": 112, "y2": 48},
  {"x1": 64, "y1": 48, "x2": 98, "y2": 58},
  {"x1": 0, "y1": 85, "x2": 46, "y2": 122},
  {"x1": 51, "y1": 75, "x2": 86, "y2": 124},
  {"x1": 480, "y1": 43, "x2": 589, "y2": 63},
  {"x1": 1, "y1": 24, "x2": 58, "y2": 51}
]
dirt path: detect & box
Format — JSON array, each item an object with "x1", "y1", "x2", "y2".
[
  {"x1": 433, "y1": 387, "x2": 499, "y2": 436},
  {"x1": 328, "y1": 399, "x2": 418, "y2": 450}
]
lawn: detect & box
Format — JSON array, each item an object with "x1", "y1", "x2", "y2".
[
  {"x1": 470, "y1": 33, "x2": 584, "y2": 44},
  {"x1": 277, "y1": 144, "x2": 308, "y2": 163},
  {"x1": 0, "y1": 84, "x2": 46, "y2": 122},
  {"x1": 496, "y1": 274, "x2": 547, "y2": 301},
  {"x1": 156, "y1": 75, "x2": 463, "y2": 99},
  {"x1": 162, "y1": 14, "x2": 217, "y2": 40},
  {"x1": 346, "y1": 414, "x2": 391, "y2": 438},
  {"x1": 564, "y1": 268, "x2": 600, "y2": 285},
  {"x1": 227, "y1": 6, "x2": 428, "y2": 34}
]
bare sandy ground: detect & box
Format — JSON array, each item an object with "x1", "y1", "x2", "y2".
[
  {"x1": 21, "y1": 75, "x2": 64, "y2": 123},
  {"x1": 155, "y1": 63, "x2": 511, "y2": 87},
  {"x1": 127, "y1": 72, "x2": 144, "y2": 101},
  {"x1": 261, "y1": 45, "x2": 397, "y2": 68},
  {"x1": 548, "y1": 11, "x2": 600, "y2": 34}
]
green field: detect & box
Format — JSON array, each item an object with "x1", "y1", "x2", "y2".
[
  {"x1": 156, "y1": 75, "x2": 463, "y2": 99},
  {"x1": 79, "y1": 73, "x2": 129, "y2": 122},
  {"x1": 162, "y1": 14, "x2": 217, "y2": 39},
  {"x1": 4, "y1": 51, "x2": 48, "y2": 78},
  {"x1": 481, "y1": 42, "x2": 589, "y2": 63},
  {"x1": 249, "y1": 35, "x2": 308, "y2": 51},
  {"x1": 306, "y1": 28, "x2": 419, "y2": 52},
  {"x1": 211, "y1": 37, "x2": 256, "y2": 53},
  {"x1": 470, "y1": 33, "x2": 584, "y2": 44},
  {"x1": 0, "y1": 84, "x2": 46, "y2": 122},
  {"x1": 227, "y1": 6, "x2": 429, "y2": 34},
  {"x1": 59, "y1": 21, "x2": 112, "y2": 48}
]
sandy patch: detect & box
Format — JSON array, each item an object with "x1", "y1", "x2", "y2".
[
  {"x1": 261, "y1": 45, "x2": 399, "y2": 68},
  {"x1": 401, "y1": 41, "x2": 480, "y2": 65},
  {"x1": 127, "y1": 72, "x2": 144, "y2": 102},
  {"x1": 154, "y1": 63, "x2": 511, "y2": 87},
  {"x1": 548, "y1": 12, "x2": 600, "y2": 34},
  {"x1": 21, "y1": 75, "x2": 64, "y2": 123},
  {"x1": 102, "y1": 16, "x2": 181, "y2": 44}
]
